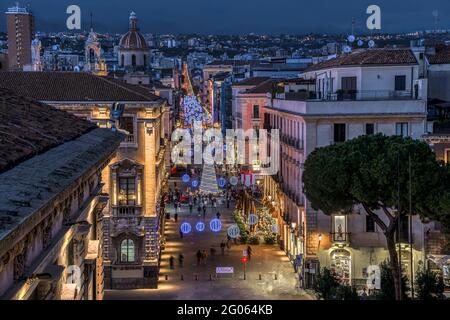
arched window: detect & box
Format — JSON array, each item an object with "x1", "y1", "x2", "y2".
[
  {"x1": 120, "y1": 239, "x2": 135, "y2": 262},
  {"x1": 132, "y1": 54, "x2": 136, "y2": 67},
  {"x1": 121, "y1": 54, "x2": 124, "y2": 66}
]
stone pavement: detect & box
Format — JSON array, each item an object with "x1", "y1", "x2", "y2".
[{"x1": 105, "y1": 179, "x2": 313, "y2": 300}]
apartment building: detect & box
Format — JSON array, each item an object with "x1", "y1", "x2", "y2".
[
  {"x1": 6, "y1": 4, "x2": 34, "y2": 70},
  {"x1": 261, "y1": 48, "x2": 429, "y2": 288}
]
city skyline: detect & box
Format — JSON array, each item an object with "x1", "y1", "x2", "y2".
[{"x1": 0, "y1": 0, "x2": 449, "y2": 35}]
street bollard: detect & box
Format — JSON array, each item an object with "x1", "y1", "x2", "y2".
[
  {"x1": 181, "y1": 274, "x2": 184, "y2": 281},
  {"x1": 274, "y1": 274, "x2": 277, "y2": 280},
  {"x1": 209, "y1": 274, "x2": 212, "y2": 281},
  {"x1": 259, "y1": 274, "x2": 262, "y2": 280},
  {"x1": 195, "y1": 274, "x2": 198, "y2": 281},
  {"x1": 165, "y1": 274, "x2": 168, "y2": 281}
]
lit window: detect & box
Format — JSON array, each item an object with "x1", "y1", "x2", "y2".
[
  {"x1": 118, "y1": 177, "x2": 136, "y2": 206},
  {"x1": 120, "y1": 239, "x2": 135, "y2": 262}
]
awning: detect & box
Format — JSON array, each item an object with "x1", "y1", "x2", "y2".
[
  {"x1": 85, "y1": 240, "x2": 100, "y2": 263},
  {"x1": 60, "y1": 283, "x2": 78, "y2": 300}
]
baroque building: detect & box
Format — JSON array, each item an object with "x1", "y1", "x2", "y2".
[
  {"x1": 0, "y1": 87, "x2": 123, "y2": 299},
  {"x1": 118, "y1": 12, "x2": 149, "y2": 70},
  {"x1": 84, "y1": 27, "x2": 107, "y2": 76},
  {"x1": 0, "y1": 72, "x2": 171, "y2": 289}
]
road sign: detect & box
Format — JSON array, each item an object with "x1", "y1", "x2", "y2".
[
  {"x1": 240, "y1": 257, "x2": 248, "y2": 263},
  {"x1": 216, "y1": 267, "x2": 234, "y2": 274}
]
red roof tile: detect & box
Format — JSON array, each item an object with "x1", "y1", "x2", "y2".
[
  {"x1": 0, "y1": 72, "x2": 162, "y2": 102},
  {"x1": 233, "y1": 77, "x2": 271, "y2": 87},
  {"x1": 427, "y1": 47, "x2": 450, "y2": 65},
  {"x1": 304, "y1": 49, "x2": 418, "y2": 73}
]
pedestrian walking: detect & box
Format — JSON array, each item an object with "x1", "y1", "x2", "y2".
[
  {"x1": 216, "y1": 212, "x2": 221, "y2": 219},
  {"x1": 196, "y1": 250, "x2": 202, "y2": 266},
  {"x1": 169, "y1": 255, "x2": 175, "y2": 269},
  {"x1": 247, "y1": 245, "x2": 253, "y2": 261},
  {"x1": 202, "y1": 249, "x2": 208, "y2": 265},
  {"x1": 189, "y1": 203, "x2": 193, "y2": 214},
  {"x1": 178, "y1": 253, "x2": 184, "y2": 267},
  {"x1": 174, "y1": 213, "x2": 178, "y2": 222}
]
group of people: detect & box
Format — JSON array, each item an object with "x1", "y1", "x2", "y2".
[
  {"x1": 196, "y1": 249, "x2": 210, "y2": 266},
  {"x1": 169, "y1": 253, "x2": 184, "y2": 269}
]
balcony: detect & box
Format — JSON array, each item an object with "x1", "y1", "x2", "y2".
[
  {"x1": 113, "y1": 206, "x2": 141, "y2": 216},
  {"x1": 272, "y1": 95, "x2": 426, "y2": 117},
  {"x1": 327, "y1": 90, "x2": 415, "y2": 101},
  {"x1": 331, "y1": 232, "x2": 351, "y2": 244}
]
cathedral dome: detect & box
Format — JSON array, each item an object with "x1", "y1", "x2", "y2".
[{"x1": 119, "y1": 12, "x2": 148, "y2": 50}]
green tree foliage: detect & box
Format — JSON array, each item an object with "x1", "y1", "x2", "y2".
[
  {"x1": 415, "y1": 268, "x2": 445, "y2": 300},
  {"x1": 303, "y1": 134, "x2": 450, "y2": 299},
  {"x1": 314, "y1": 268, "x2": 360, "y2": 300},
  {"x1": 376, "y1": 261, "x2": 410, "y2": 300},
  {"x1": 314, "y1": 268, "x2": 340, "y2": 300}
]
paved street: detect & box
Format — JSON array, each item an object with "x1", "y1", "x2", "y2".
[{"x1": 105, "y1": 177, "x2": 313, "y2": 300}]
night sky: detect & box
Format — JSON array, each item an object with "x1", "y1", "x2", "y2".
[{"x1": 0, "y1": 0, "x2": 449, "y2": 34}]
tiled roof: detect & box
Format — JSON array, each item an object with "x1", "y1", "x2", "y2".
[
  {"x1": 0, "y1": 128, "x2": 124, "y2": 244},
  {"x1": 0, "y1": 87, "x2": 97, "y2": 173},
  {"x1": 304, "y1": 49, "x2": 418, "y2": 73},
  {"x1": 0, "y1": 72, "x2": 162, "y2": 102},
  {"x1": 206, "y1": 60, "x2": 258, "y2": 67},
  {"x1": 427, "y1": 47, "x2": 450, "y2": 65},
  {"x1": 245, "y1": 79, "x2": 279, "y2": 94},
  {"x1": 233, "y1": 77, "x2": 270, "y2": 87}
]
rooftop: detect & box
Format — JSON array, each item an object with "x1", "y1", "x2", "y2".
[
  {"x1": 244, "y1": 79, "x2": 279, "y2": 94},
  {"x1": 0, "y1": 128, "x2": 123, "y2": 249},
  {"x1": 233, "y1": 77, "x2": 270, "y2": 87},
  {"x1": 304, "y1": 48, "x2": 418, "y2": 73},
  {"x1": 205, "y1": 60, "x2": 258, "y2": 67},
  {"x1": 427, "y1": 47, "x2": 450, "y2": 65},
  {"x1": 0, "y1": 72, "x2": 162, "y2": 102},
  {"x1": 0, "y1": 87, "x2": 96, "y2": 173}
]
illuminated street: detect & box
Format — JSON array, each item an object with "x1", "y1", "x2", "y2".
[{"x1": 105, "y1": 177, "x2": 313, "y2": 300}]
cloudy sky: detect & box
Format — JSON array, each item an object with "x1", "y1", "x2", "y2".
[{"x1": 0, "y1": 0, "x2": 448, "y2": 34}]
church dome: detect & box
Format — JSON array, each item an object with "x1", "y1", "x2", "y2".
[{"x1": 119, "y1": 12, "x2": 148, "y2": 50}]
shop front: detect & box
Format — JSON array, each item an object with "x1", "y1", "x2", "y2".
[{"x1": 330, "y1": 249, "x2": 352, "y2": 285}]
